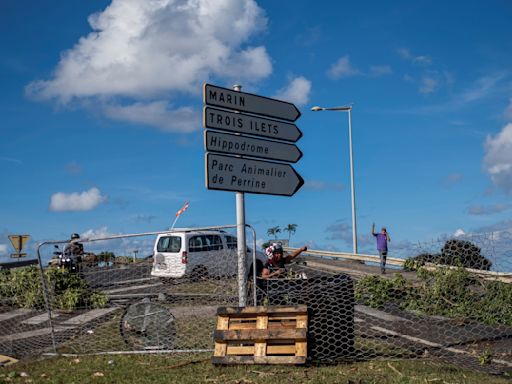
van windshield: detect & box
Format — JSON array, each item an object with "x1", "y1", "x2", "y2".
[{"x1": 157, "y1": 236, "x2": 182, "y2": 253}]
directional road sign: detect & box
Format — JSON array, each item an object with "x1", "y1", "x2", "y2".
[
  {"x1": 205, "y1": 153, "x2": 304, "y2": 196},
  {"x1": 204, "y1": 83, "x2": 301, "y2": 122},
  {"x1": 203, "y1": 106, "x2": 302, "y2": 142},
  {"x1": 205, "y1": 130, "x2": 303, "y2": 163}
]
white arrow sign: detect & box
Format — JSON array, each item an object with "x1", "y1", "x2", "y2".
[
  {"x1": 204, "y1": 84, "x2": 301, "y2": 122},
  {"x1": 206, "y1": 153, "x2": 304, "y2": 196},
  {"x1": 205, "y1": 131, "x2": 302, "y2": 163},
  {"x1": 203, "y1": 107, "x2": 302, "y2": 143}
]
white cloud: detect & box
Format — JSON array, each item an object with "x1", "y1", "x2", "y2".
[
  {"x1": 504, "y1": 98, "x2": 512, "y2": 121},
  {"x1": 441, "y1": 172, "x2": 463, "y2": 187},
  {"x1": 49, "y1": 187, "x2": 107, "y2": 212},
  {"x1": 468, "y1": 203, "x2": 512, "y2": 215},
  {"x1": 103, "y1": 101, "x2": 200, "y2": 133},
  {"x1": 81, "y1": 226, "x2": 117, "y2": 239},
  {"x1": 273, "y1": 76, "x2": 311, "y2": 106},
  {"x1": 413, "y1": 55, "x2": 432, "y2": 66},
  {"x1": 26, "y1": 0, "x2": 271, "y2": 132},
  {"x1": 304, "y1": 180, "x2": 344, "y2": 191},
  {"x1": 80, "y1": 226, "x2": 154, "y2": 257},
  {"x1": 369, "y1": 65, "x2": 392, "y2": 77},
  {"x1": 0, "y1": 244, "x2": 7, "y2": 255},
  {"x1": 327, "y1": 56, "x2": 360, "y2": 79},
  {"x1": 419, "y1": 75, "x2": 439, "y2": 94},
  {"x1": 453, "y1": 228, "x2": 466, "y2": 237},
  {"x1": 484, "y1": 123, "x2": 512, "y2": 194},
  {"x1": 461, "y1": 72, "x2": 507, "y2": 103},
  {"x1": 397, "y1": 48, "x2": 431, "y2": 66},
  {"x1": 0, "y1": 157, "x2": 22, "y2": 164}
]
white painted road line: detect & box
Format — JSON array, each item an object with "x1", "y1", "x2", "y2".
[
  {"x1": 355, "y1": 305, "x2": 410, "y2": 322},
  {"x1": 22, "y1": 312, "x2": 60, "y2": 325},
  {"x1": 0, "y1": 326, "x2": 74, "y2": 342},
  {"x1": 0, "y1": 309, "x2": 32, "y2": 322},
  {"x1": 108, "y1": 277, "x2": 159, "y2": 286},
  {"x1": 102, "y1": 282, "x2": 163, "y2": 294},
  {"x1": 59, "y1": 307, "x2": 120, "y2": 326}
]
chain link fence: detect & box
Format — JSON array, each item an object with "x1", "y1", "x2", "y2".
[{"x1": 0, "y1": 228, "x2": 510, "y2": 377}]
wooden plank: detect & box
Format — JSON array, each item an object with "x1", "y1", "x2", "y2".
[
  {"x1": 268, "y1": 322, "x2": 297, "y2": 329},
  {"x1": 254, "y1": 315, "x2": 268, "y2": 357},
  {"x1": 296, "y1": 314, "x2": 308, "y2": 328},
  {"x1": 217, "y1": 305, "x2": 307, "y2": 316},
  {"x1": 228, "y1": 322, "x2": 257, "y2": 330},
  {"x1": 226, "y1": 345, "x2": 255, "y2": 355},
  {"x1": 213, "y1": 306, "x2": 308, "y2": 365},
  {"x1": 213, "y1": 315, "x2": 230, "y2": 357},
  {"x1": 266, "y1": 345, "x2": 295, "y2": 354},
  {"x1": 215, "y1": 328, "x2": 306, "y2": 341},
  {"x1": 295, "y1": 313, "x2": 308, "y2": 357},
  {"x1": 295, "y1": 341, "x2": 307, "y2": 357},
  {"x1": 212, "y1": 356, "x2": 306, "y2": 365}
]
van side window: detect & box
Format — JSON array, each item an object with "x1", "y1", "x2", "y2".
[
  {"x1": 157, "y1": 236, "x2": 181, "y2": 253},
  {"x1": 226, "y1": 236, "x2": 237, "y2": 250},
  {"x1": 189, "y1": 236, "x2": 206, "y2": 253},
  {"x1": 206, "y1": 235, "x2": 223, "y2": 251}
]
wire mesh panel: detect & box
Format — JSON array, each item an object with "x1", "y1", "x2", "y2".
[
  {"x1": 0, "y1": 229, "x2": 510, "y2": 379},
  {"x1": 286, "y1": 233, "x2": 512, "y2": 376},
  {"x1": 0, "y1": 264, "x2": 55, "y2": 359},
  {"x1": 0, "y1": 226, "x2": 264, "y2": 358}
]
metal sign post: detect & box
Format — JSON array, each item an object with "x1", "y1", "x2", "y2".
[
  {"x1": 231, "y1": 84, "x2": 247, "y2": 307},
  {"x1": 203, "y1": 82, "x2": 304, "y2": 307}
]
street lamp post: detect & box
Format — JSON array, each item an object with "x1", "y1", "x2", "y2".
[{"x1": 311, "y1": 105, "x2": 358, "y2": 255}]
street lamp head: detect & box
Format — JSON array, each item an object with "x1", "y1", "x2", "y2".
[{"x1": 311, "y1": 105, "x2": 352, "y2": 112}]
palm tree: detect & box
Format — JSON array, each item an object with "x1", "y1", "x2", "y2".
[
  {"x1": 284, "y1": 224, "x2": 298, "y2": 243},
  {"x1": 267, "y1": 226, "x2": 281, "y2": 239}
]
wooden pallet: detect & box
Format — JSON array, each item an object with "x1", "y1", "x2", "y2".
[{"x1": 212, "y1": 305, "x2": 308, "y2": 365}]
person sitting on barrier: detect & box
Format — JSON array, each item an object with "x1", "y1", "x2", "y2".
[{"x1": 261, "y1": 242, "x2": 308, "y2": 279}]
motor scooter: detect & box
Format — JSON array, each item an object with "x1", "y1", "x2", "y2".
[{"x1": 50, "y1": 244, "x2": 82, "y2": 273}]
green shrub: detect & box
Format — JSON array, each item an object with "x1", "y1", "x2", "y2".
[
  {"x1": 0, "y1": 266, "x2": 107, "y2": 311},
  {"x1": 406, "y1": 267, "x2": 477, "y2": 318},
  {"x1": 355, "y1": 274, "x2": 413, "y2": 309},
  {"x1": 355, "y1": 268, "x2": 512, "y2": 326}
]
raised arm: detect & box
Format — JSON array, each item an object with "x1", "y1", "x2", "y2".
[
  {"x1": 284, "y1": 246, "x2": 307, "y2": 263},
  {"x1": 371, "y1": 223, "x2": 376, "y2": 236}
]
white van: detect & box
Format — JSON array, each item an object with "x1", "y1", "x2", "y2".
[{"x1": 150, "y1": 229, "x2": 266, "y2": 280}]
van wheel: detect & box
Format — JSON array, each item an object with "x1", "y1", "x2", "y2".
[{"x1": 190, "y1": 265, "x2": 208, "y2": 282}]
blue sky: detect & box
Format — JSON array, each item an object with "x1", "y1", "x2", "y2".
[{"x1": 1, "y1": 0, "x2": 512, "y2": 270}]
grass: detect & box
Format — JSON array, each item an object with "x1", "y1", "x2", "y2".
[{"x1": 1, "y1": 354, "x2": 510, "y2": 384}]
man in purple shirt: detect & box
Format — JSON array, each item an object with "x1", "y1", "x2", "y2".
[{"x1": 372, "y1": 223, "x2": 391, "y2": 274}]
